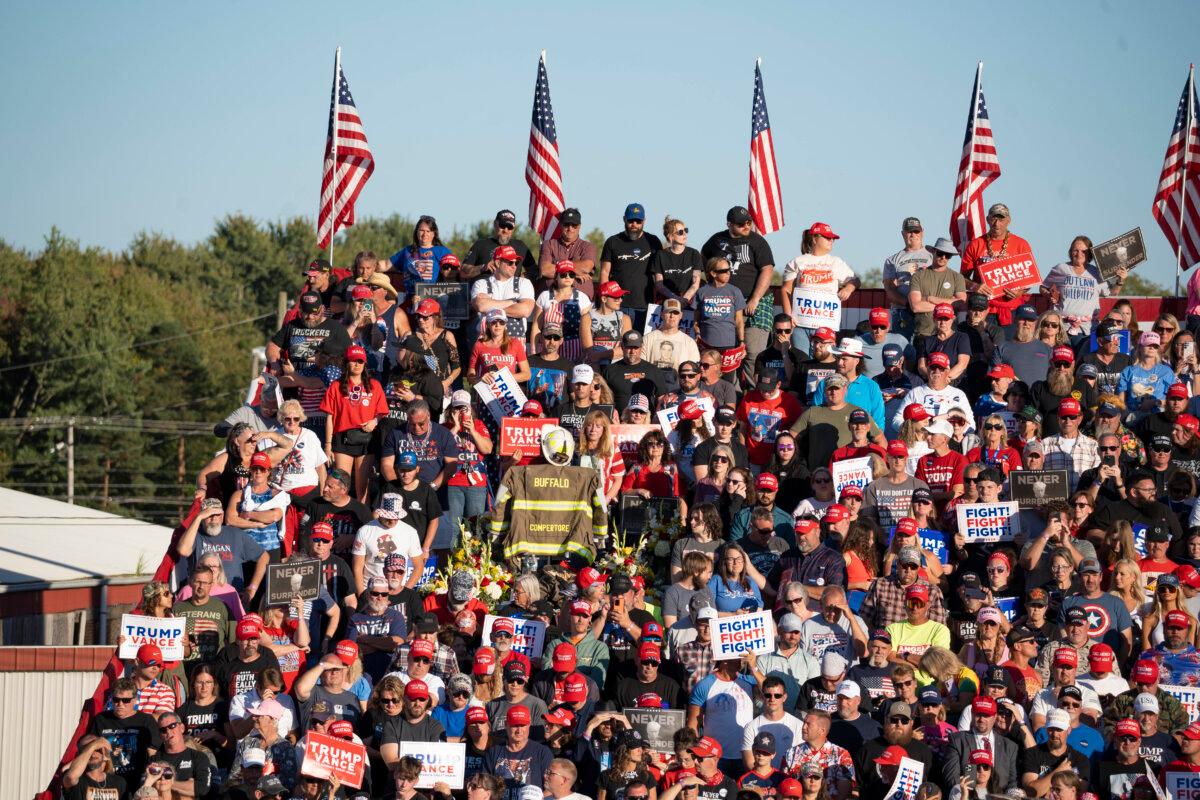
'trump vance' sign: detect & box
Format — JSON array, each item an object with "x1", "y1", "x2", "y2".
[
  {"x1": 711, "y1": 610, "x2": 775, "y2": 659},
  {"x1": 119, "y1": 615, "x2": 186, "y2": 660},
  {"x1": 791, "y1": 288, "x2": 842, "y2": 330},
  {"x1": 977, "y1": 253, "x2": 1041, "y2": 294}
]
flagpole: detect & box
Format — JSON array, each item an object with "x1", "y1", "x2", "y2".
[
  {"x1": 329, "y1": 46, "x2": 342, "y2": 271},
  {"x1": 1177, "y1": 63, "x2": 1194, "y2": 297}
]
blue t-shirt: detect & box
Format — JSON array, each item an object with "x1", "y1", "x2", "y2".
[
  {"x1": 694, "y1": 283, "x2": 746, "y2": 348},
  {"x1": 815, "y1": 374, "x2": 886, "y2": 430},
  {"x1": 1033, "y1": 722, "x2": 1105, "y2": 759},
  {"x1": 1061, "y1": 593, "x2": 1133, "y2": 651},
  {"x1": 707, "y1": 574, "x2": 763, "y2": 613},
  {"x1": 382, "y1": 423, "x2": 461, "y2": 484},
  {"x1": 432, "y1": 703, "x2": 469, "y2": 740},
  {"x1": 1117, "y1": 362, "x2": 1178, "y2": 410},
  {"x1": 390, "y1": 245, "x2": 454, "y2": 297}
]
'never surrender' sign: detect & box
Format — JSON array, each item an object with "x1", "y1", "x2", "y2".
[
  {"x1": 956, "y1": 501, "x2": 1020, "y2": 543},
  {"x1": 711, "y1": 610, "x2": 775, "y2": 659}
]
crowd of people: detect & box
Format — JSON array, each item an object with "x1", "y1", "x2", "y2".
[{"x1": 66, "y1": 201, "x2": 1200, "y2": 800}]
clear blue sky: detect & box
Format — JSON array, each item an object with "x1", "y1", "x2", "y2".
[{"x1": 3, "y1": 1, "x2": 1198, "y2": 289}]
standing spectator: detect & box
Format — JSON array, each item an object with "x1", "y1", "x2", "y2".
[
  {"x1": 890, "y1": 353, "x2": 975, "y2": 432},
  {"x1": 1042, "y1": 398, "x2": 1101, "y2": 489},
  {"x1": 320, "y1": 345, "x2": 388, "y2": 502},
  {"x1": 814, "y1": 339, "x2": 886, "y2": 431},
  {"x1": 268, "y1": 291, "x2": 351, "y2": 373},
  {"x1": 883, "y1": 217, "x2": 934, "y2": 338},
  {"x1": 781, "y1": 222, "x2": 858, "y2": 356},
  {"x1": 471, "y1": 246, "x2": 537, "y2": 342},
  {"x1": 605, "y1": 331, "x2": 667, "y2": 412},
  {"x1": 737, "y1": 371, "x2": 803, "y2": 469},
  {"x1": 859, "y1": 307, "x2": 911, "y2": 379},
  {"x1": 533, "y1": 261, "x2": 593, "y2": 362},
  {"x1": 959, "y1": 203, "x2": 1034, "y2": 326},
  {"x1": 997, "y1": 305, "x2": 1053, "y2": 387},
  {"x1": 700, "y1": 206, "x2": 777, "y2": 373},
  {"x1": 1118, "y1": 331, "x2": 1178, "y2": 419},
  {"x1": 599, "y1": 203, "x2": 662, "y2": 330},
  {"x1": 389, "y1": 215, "x2": 453, "y2": 298},
  {"x1": 226, "y1": 452, "x2": 290, "y2": 564},
  {"x1": 694, "y1": 256, "x2": 747, "y2": 363},
  {"x1": 443, "y1": 392, "x2": 492, "y2": 522},
  {"x1": 538, "y1": 208, "x2": 598, "y2": 296},
  {"x1": 588, "y1": 282, "x2": 634, "y2": 364},
  {"x1": 652, "y1": 216, "x2": 704, "y2": 307},
  {"x1": 462, "y1": 209, "x2": 537, "y2": 282},
  {"x1": 909, "y1": 238, "x2": 968, "y2": 339},
  {"x1": 483, "y1": 705, "x2": 555, "y2": 800},
  {"x1": 1042, "y1": 235, "x2": 1126, "y2": 341},
  {"x1": 791, "y1": 374, "x2": 883, "y2": 480},
  {"x1": 917, "y1": 305, "x2": 972, "y2": 385},
  {"x1": 401, "y1": 298, "x2": 461, "y2": 397},
  {"x1": 643, "y1": 299, "x2": 701, "y2": 375}
]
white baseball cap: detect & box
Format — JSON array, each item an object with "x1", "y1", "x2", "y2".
[
  {"x1": 836, "y1": 680, "x2": 861, "y2": 698},
  {"x1": 572, "y1": 364, "x2": 594, "y2": 385},
  {"x1": 1134, "y1": 693, "x2": 1160, "y2": 714}
]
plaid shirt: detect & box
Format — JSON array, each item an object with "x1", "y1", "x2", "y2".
[
  {"x1": 747, "y1": 298, "x2": 774, "y2": 331},
  {"x1": 858, "y1": 576, "x2": 948, "y2": 630},
  {"x1": 1041, "y1": 433, "x2": 1101, "y2": 490},
  {"x1": 677, "y1": 639, "x2": 715, "y2": 692},
  {"x1": 389, "y1": 641, "x2": 460, "y2": 679}
]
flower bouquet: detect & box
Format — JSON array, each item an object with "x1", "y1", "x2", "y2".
[{"x1": 421, "y1": 519, "x2": 515, "y2": 612}]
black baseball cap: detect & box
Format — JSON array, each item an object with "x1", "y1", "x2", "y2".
[
  {"x1": 300, "y1": 291, "x2": 323, "y2": 311},
  {"x1": 967, "y1": 293, "x2": 990, "y2": 311},
  {"x1": 727, "y1": 206, "x2": 753, "y2": 224},
  {"x1": 558, "y1": 208, "x2": 582, "y2": 226}
]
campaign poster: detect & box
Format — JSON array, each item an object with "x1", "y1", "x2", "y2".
[
  {"x1": 528, "y1": 365, "x2": 568, "y2": 410},
  {"x1": 610, "y1": 424, "x2": 657, "y2": 465},
  {"x1": 994, "y1": 596, "x2": 1019, "y2": 623},
  {"x1": 832, "y1": 456, "x2": 873, "y2": 496},
  {"x1": 118, "y1": 615, "x2": 186, "y2": 661},
  {"x1": 265, "y1": 558, "x2": 321, "y2": 606},
  {"x1": 977, "y1": 253, "x2": 1041, "y2": 294},
  {"x1": 791, "y1": 288, "x2": 842, "y2": 330},
  {"x1": 884, "y1": 757, "x2": 925, "y2": 800},
  {"x1": 474, "y1": 368, "x2": 528, "y2": 424},
  {"x1": 412, "y1": 282, "x2": 471, "y2": 321},
  {"x1": 1162, "y1": 685, "x2": 1200, "y2": 722},
  {"x1": 886, "y1": 526, "x2": 948, "y2": 565},
  {"x1": 1134, "y1": 522, "x2": 1148, "y2": 558},
  {"x1": 711, "y1": 610, "x2": 776, "y2": 659},
  {"x1": 955, "y1": 501, "x2": 1021, "y2": 543},
  {"x1": 302, "y1": 731, "x2": 368, "y2": 788},
  {"x1": 657, "y1": 397, "x2": 715, "y2": 436},
  {"x1": 1093, "y1": 228, "x2": 1147, "y2": 283},
  {"x1": 1165, "y1": 770, "x2": 1200, "y2": 800},
  {"x1": 644, "y1": 303, "x2": 697, "y2": 338},
  {"x1": 398, "y1": 741, "x2": 468, "y2": 790},
  {"x1": 619, "y1": 494, "x2": 680, "y2": 539},
  {"x1": 499, "y1": 418, "x2": 560, "y2": 458},
  {"x1": 1089, "y1": 328, "x2": 1132, "y2": 355},
  {"x1": 624, "y1": 708, "x2": 686, "y2": 755},
  {"x1": 481, "y1": 615, "x2": 548, "y2": 659},
  {"x1": 1009, "y1": 470, "x2": 1070, "y2": 509}
]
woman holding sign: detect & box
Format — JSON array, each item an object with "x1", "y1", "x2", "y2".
[
  {"x1": 781, "y1": 223, "x2": 858, "y2": 356},
  {"x1": 468, "y1": 309, "x2": 532, "y2": 385}
]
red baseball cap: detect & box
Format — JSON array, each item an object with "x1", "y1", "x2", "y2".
[
  {"x1": 638, "y1": 642, "x2": 662, "y2": 663},
  {"x1": 933, "y1": 303, "x2": 955, "y2": 320},
  {"x1": 552, "y1": 643, "x2": 577, "y2": 672},
  {"x1": 972, "y1": 695, "x2": 997, "y2": 717},
  {"x1": 310, "y1": 521, "x2": 334, "y2": 542},
  {"x1": 896, "y1": 517, "x2": 919, "y2": 537},
  {"x1": 351, "y1": 285, "x2": 373, "y2": 300},
  {"x1": 1179, "y1": 414, "x2": 1200, "y2": 434},
  {"x1": 249, "y1": 451, "x2": 272, "y2": 471},
  {"x1": 544, "y1": 707, "x2": 575, "y2": 727},
  {"x1": 642, "y1": 620, "x2": 663, "y2": 640},
  {"x1": 328, "y1": 720, "x2": 355, "y2": 740},
  {"x1": 1057, "y1": 397, "x2": 1082, "y2": 417},
  {"x1": 756, "y1": 473, "x2": 780, "y2": 491},
  {"x1": 554, "y1": 260, "x2": 577, "y2": 275},
  {"x1": 928, "y1": 351, "x2": 950, "y2": 369},
  {"x1": 570, "y1": 600, "x2": 592, "y2": 617},
  {"x1": 236, "y1": 619, "x2": 261, "y2": 641},
  {"x1": 1052, "y1": 345, "x2": 1075, "y2": 364},
  {"x1": 473, "y1": 648, "x2": 497, "y2": 676},
  {"x1": 887, "y1": 439, "x2": 909, "y2": 457},
  {"x1": 404, "y1": 679, "x2": 430, "y2": 700},
  {"x1": 439, "y1": 253, "x2": 460, "y2": 268},
  {"x1": 1167, "y1": 610, "x2": 1191, "y2": 629},
  {"x1": 678, "y1": 398, "x2": 705, "y2": 421},
  {"x1": 1169, "y1": 383, "x2": 1191, "y2": 399},
  {"x1": 493, "y1": 618, "x2": 517, "y2": 636},
  {"x1": 824, "y1": 504, "x2": 849, "y2": 524},
  {"x1": 455, "y1": 610, "x2": 478, "y2": 635},
  {"x1": 415, "y1": 298, "x2": 442, "y2": 317},
  {"x1": 813, "y1": 327, "x2": 836, "y2": 342},
  {"x1": 689, "y1": 736, "x2": 723, "y2": 759},
  {"x1": 869, "y1": 307, "x2": 890, "y2": 327},
  {"x1": 808, "y1": 222, "x2": 839, "y2": 240},
  {"x1": 1176, "y1": 564, "x2": 1200, "y2": 589},
  {"x1": 1182, "y1": 721, "x2": 1200, "y2": 741},
  {"x1": 136, "y1": 643, "x2": 163, "y2": 666},
  {"x1": 905, "y1": 583, "x2": 929, "y2": 603},
  {"x1": 466, "y1": 706, "x2": 489, "y2": 725},
  {"x1": 840, "y1": 485, "x2": 864, "y2": 500},
  {"x1": 506, "y1": 704, "x2": 532, "y2": 727},
  {"x1": 599, "y1": 281, "x2": 630, "y2": 298},
  {"x1": 795, "y1": 519, "x2": 820, "y2": 538},
  {"x1": 987, "y1": 363, "x2": 1016, "y2": 380},
  {"x1": 410, "y1": 639, "x2": 436, "y2": 659},
  {"x1": 1088, "y1": 644, "x2": 1115, "y2": 670},
  {"x1": 874, "y1": 745, "x2": 907, "y2": 766},
  {"x1": 562, "y1": 673, "x2": 588, "y2": 702},
  {"x1": 1115, "y1": 718, "x2": 1141, "y2": 738},
  {"x1": 520, "y1": 399, "x2": 544, "y2": 417},
  {"x1": 903, "y1": 403, "x2": 930, "y2": 422},
  {"x1": 636, "y1": 692, "x2": 665, "y2": 708},
  {"x1": 969, "y1": 749, "x2": 993, "y2": 767},
  {"x1": 1053, "y1": 647, "x2": 1078, "y2": 667},
  {"x1": 335, "y1": 640, "x2": 359, "y2": 665},
  {"x1": 577, "y1": 567, "x2": 606, "y2": 590},
  {"x1": 1134, "y1": 660, "x2": 1160, "y2": 684},
  {"x1": 493, "y1": 245, "x2": 519, "y2": 262},
  {"x1": 779, "y1": 779, "x2": 805, "y2": 797},
  {"x1": 344, "y1": 344, "x2": 367, "y2": 363}
]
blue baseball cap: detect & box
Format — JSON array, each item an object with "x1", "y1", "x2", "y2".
[
  {"x1": 1015, "y1": 305, "x2": 1039, "y2": 321},
  {"x1": 919, "y1": 687, "x2": 943, "y2": 706},
  {"x1": 397, "y1": 451, "x2": 418, "y2": 470},
  {"x1": 623, "y1": 203, "x2": 645, "y2": 221},
  {"x1": 882, "y1": 343, "x2": 903, "y2": 366}
]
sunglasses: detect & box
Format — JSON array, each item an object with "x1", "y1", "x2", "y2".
[
  {"x1": 370, "y1": 591, "x2": 389, "y2": 597},
  {"x1": 282, "y1": 416, "x2": 302, "y2": 422},
  {"x1": 452, "y1": 690, "x2": 472, "y2": 698},
  {"x1": 889, "y1": 716, "x2": 912, "y2": 724},
  {"x1": 112, "y1": 696, "x2": 134, "y2": 704},
  {"x1": 984, "y1": 423, "x2": 1005, "y2": 431},
  {"x1": 1042, "y1": 322, "x2": 1061, "y2": 329},
  {"x1": 774, "y1": 328, "x2": 793, "y2": 334},
  {"x1": 1155, "y1": 326, "x2": 1175, "y2": 333},
  {"x1": 674, "y1": 228, "x2": 689, "y2": 235},
  {"x1": 147, "y1": 766, "x2": 175, "y2": 779},
  {"x1": 159, "y1": 722, "x2": 181, "y2": 733},
  {"x1": 712, "y1": 268, "x2": 731, "y2": 274},
  {"x1": 381, "y1": 697, "x2": 401, "y2": 705},
  {"x1": 763, "y1": 692, "x2": 787, "y2": 699},
  {"x1": 543, "y1": 334, "x2": 562, "y2": 341}
]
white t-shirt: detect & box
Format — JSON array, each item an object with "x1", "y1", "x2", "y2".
[
  {"x1": 890, "y1": 385, "x2": 976, "y2": 433},
  {"x1": 689, "y1": 674, "x2": 755, "y2": 758},
  {"x1": 742, "y1": 712, "x2": 805, "y2": 769},
  {"x1": 386, "y1": 670, "x2": 447, "y2": 706},
  {"x1": 262, "y1": 426, "x2": 324, "y2": 491},
  {"x1": 535, "y1": 290, "x2": 593, "y2": 317},
  {"x1": 782, "y1": 253, "x2": 855, "y2": 291},
  {"x1": 352, "y1": 519, "x2": 423, "y2": 584},
  {"x1": 471, "y1": 273, "x2": 536, "y2": 334},
  {"x1": 1029, "y1": 683, "x2": 1102, "y2": 723},
  {"x1": 1043, "y1": 263, "x2": 1110, "y2": 333},
  {"x1": 799, "y1": 613, "x2": 867, "y2": 662}
]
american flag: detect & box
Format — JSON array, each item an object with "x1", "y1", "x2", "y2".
[
  {"x1": 748, "y1": 60, "x2": 784, "y2": 235},
  {"x1": 526, "y1": 51, "x2": 565, "y2": 241},
  {"x1": 317, "y1": 49, "x2": 374, "y2": 250},
  {"x1": 1151, "y1": 65, "x2": 1200, "y2": 276},
  {"x1": 950, "y1": 62, "x2": 1000, "y2": 252}
]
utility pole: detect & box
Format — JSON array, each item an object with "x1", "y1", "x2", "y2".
[
  {"x1": 276, "y1": 290, "x2": 288, "y2": 330},
  {"x1": 66, "y1": 417, "x2": 75, "y2": 505},
  {"x1": 177, "y1": 435, "x2": 186, "y2": 519}
]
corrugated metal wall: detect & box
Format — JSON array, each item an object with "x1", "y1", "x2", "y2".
[{"x1": 0, "y1": 670, "x2": 101, "y2": 800}]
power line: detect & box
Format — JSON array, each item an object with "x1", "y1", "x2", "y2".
[{"x1": 0, "y1": 313, "x2": 272, "y2": 373}]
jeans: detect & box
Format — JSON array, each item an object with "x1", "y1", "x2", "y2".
[
  {"x1": 448, "y1": 485, "x2": 488, "y2": 522},
  {"x1": 792, "y1": 326, "x2": 814, "y2": 357}
]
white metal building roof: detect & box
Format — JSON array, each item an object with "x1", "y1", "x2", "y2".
[{"x1": 0, "y1": 487, "x2": 174, "y2": 589}]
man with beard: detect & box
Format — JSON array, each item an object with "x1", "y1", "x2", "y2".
[
  {"x1": 484, "y1": 705, "x2": 554, "y2": 800},
  {"x1": 855, "y1": 703, "x2": 935, "y2": 800},
  {"x1": 1030, "y1": 346, "x2": 1097, "y2": 437},
  {"x1": 754, "y1": 314, "x2": 808, "y2": 394},
  {"x1": 88, "y1": 678, "x2": 161, "y2": 783},
  {"x1": 1020, "y1": 709, "x2": 1092, "y2": 796},
  {"x1": 152, "y1": 712, "x2": 212, "y2": 799},
  {"x1": 176, "y1": 498, "x2": 269, "y2": 597},
  {"x1": 997, "y1": 305, "x2": 1053, "y2": 387},
  {"x1": 1042, "y1": 398, "x2": 1101, "y2": 490},
  {"x1": 268, "y1": 291, "x2": 351, "y2": 373},
  {"x1": 776, "y1": 518, "x2": 847, "y2": 602},
  {"x1": 1087, "y1": 470, "x2": 1183, "y2": 544},
  {"x1": 1138, "y1": 381, "x2": 1191, "y2": 446},
  {"x1": 700, "y1": 205, "x2": 778, "y2": 371},
  {"x1": 1095, "y1": 719, "x2": 1154, "y2": 800},
  {"x1": 796, "y1": 327, "x2": 839, "y2": 404},
  {"x1": 1080, "y1": 320, "x2": 1132, "y2": 397},
  {"x1": 957, "y1": 293, "x2": 1005, "y2": 399},
  {"x1": 62, "y1": 735, "x2": 126, "y2": 800},
  {"x1": 599, "y1": 203, "x2": 663, "y2": 329},
  {"x1": 960, "y1": 203, "x2": 1035, "y2": 327},
  {"x1": 859, "y1": 546, "x2": 948, "y2": 630},
  {"x1": 847, "y1": 629, "x2": 899, "y2": 703},
  {"x1": 303, "y1": 469, "x2": 372, "y2": 558},
  {"x1": 875, "y1": 345, "x2": 924, "y2": 439},
  {"x1": 348, "y1": 577, "x2": 407, "y2": 682},
  {"x1": 462, "y1": 209, "x2": 538, "y2": 281},
  {"x1": 217, "y1": 619, "x2": 281, "y2": 700}
]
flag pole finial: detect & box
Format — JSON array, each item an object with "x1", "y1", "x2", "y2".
[{"x1": 756, "y1": 57, "x2": 761, "y2": 67}]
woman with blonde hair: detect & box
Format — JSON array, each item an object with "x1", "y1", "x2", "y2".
[
  {"x1": 1109, "y1": 557, "x2": 1146, "y2": 629},
  {"x1": 918, "y1": 646, "x2": 979, "y2": 716},
  {"x1": 1036, "y1": 310, "x2": 1068, "y2": 348},
  {"x1": 966, "y1": 412, "x2": 1023, "y2": 476},
  {"x1": 1141, "y1": 570, "x2": 1195, "y2": 650},
  {"x1": 899, "y1": 414, "x2": 932, "y2": 473},
  {"x1": 591, "y1": 373, "x2": 616, "y2": 406},
  {"x1": 469, "y1": 647, "x2": 504, "y2": 702},
  {"x1": 1118, "y1": 326, "x2": 1178, "y2": 418},
  {"x1": 958, "y1": 606, "x2": 1010, "y2": 676},
  {"x1": 578, "y1": 409, "x2": 625, "y2": 505},
  {"x1": 692, "y1": 444, "x2": 735, "y2": 506},
  {"x1": 360, "y1": 675, "x2": 407, "y2": 784}
]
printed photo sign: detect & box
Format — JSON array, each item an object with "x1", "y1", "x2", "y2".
[
  {"x1": 118, "y1": 615, "x2": 186, "y2": 661},
  {"x1": 624, "y1": 707, "x2": 687, "y2": 755},
  {"x1": 481, "y1": 614, "x2": 548, "y2": 659},
  {"x1": 265, "y1": 558, "x2": 321, "y2": 606},
  {"x1": 474, "y1": 368, "x2": 529, "y2": 424},
  {"x1": 656, "y1": 396, "x2": 715, "y2": 436},
  {"x1": 1009, "y1": 470, "x2": 1070, "y2": 509},
  {"x1": 955, "y1": 501, "x2": 1021, "y2": 543},
  {"x1": 1093, "y1": 228, "x2": 1147, "y2": 283},
  {"x1": 302, "y1": 731, "x2": 368, "y2": 788},
  {"x1": 831, "y1": 456, "x2": 873, "y2": 497},
  {"x1": 1089, "y1": 327, "x2": 1132, "y2": 355},
  {"x1": 619, "y1": 494, "x2": 680, "y2": 539},
  {"x1": 644, "y1": 303, "x2": 696, "y2": 337},
  {"x1": 711, "y1": 609, "x2": 776, "y2": 659},
  {"x1": 885, "y1": 756, "x2": 925, "y2": 800},
  {"x1": 499, "y1": 417, "x2": 560, "y2": 458},
  {"x1": 791, "y1": 288, "x2": 842, "y2": 330},
  {"x1": 977, "y1": 252, "x2": 1041, "y2": 294},
  {"x1": 412, "y1": 282, "x2": 471, "y2": 321},
  {"x1": 398, "y1": 741, "x2": 468, "y2": 790}
]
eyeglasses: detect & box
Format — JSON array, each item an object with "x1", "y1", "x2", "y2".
[
  {"x1": 1069, "y1": 248, "x2": 1089, "y2": 255},
  {"x1": 1155, "y1": 326, "x2": 1175, "y2": 333},
  {"x1": 1059, "y1": 701, "x2": 1081, "y2": 709},
  {"x1": 112, "y1": 696, "x2": 134, "y2": 704},
  {"x1": 894, "y1": 679, "x2": 914, "y2": 687},
  {"x1": 498, "y1": 223, "x2": 515, "y2": 231},
  {"x1": 147, "y1": 766, "x2": 175, "y2": 779},
  {"x1": 381, "y1": 697, "x2": 401, "y2": 705},
  {"x1": 453, "y1": 690, "x2": 472, "y2": 699},
  {"x1": 674, "y1": 228, "x2": 689, "y2": 235},
  {"x1": 159, "y1": 722, "x2": 181, "y2": 733},
  {"x1": 370, "y1": 591, "x2": 389, "y2": 597},
  {"x1": 987, "y1": 566, "x2": 1008, "y2": 574},
  {"x1": 543, "y1": 334, "x2": 562, "y2": 341},
  {"x1": 812, "y1": 477, "x2": 832, "y2": 484},
  {"x1": 983, "y1": 423, "x2": 1005, "y2": 431},
  {"x1": 712, "y1": 268, "x2": 731, "y2": 274},
  {"x1": 897, "y1": 563, "x2": 918, "y2": 571},
  {"x1": 711, "y1": 456, "x2": 730, "y2": 463},
  {"x1": 1099, "y1": 446, "x2": 1119, "y2": 452},
  {"x1": 777, "y1": 443, "x2": 795, "y2": 451},
  {"x1": 678, "y1": 371, "x2": 698, "y2": 378},
  {"x1": 1042, "y1": 322, "x2": 1061, "y2": 329},
  {"x1": 786, "y1": 597, "x2": 805, "y2": 604},
  {"x1": 1073, "y1": 502, "x2": 1091, "y2": 509},
  {"x1": 1159, "y1": 585, "x2": 1178, "y2": 593},
  {"x1": 701, "y1": 361, "x2": 718, "y2": 369},
  {"x1": 411, "y1": 656, "x2": 432, "y2": 663},
  {"x1": 888, "y1": 716, "x2": 912, "y2": 724},
  {"x1": 282, "y1": 416, "x2": 302, "y2": 422},
  {"x1": 506, "y1": 677, "x2": 527, "y2": 684}
]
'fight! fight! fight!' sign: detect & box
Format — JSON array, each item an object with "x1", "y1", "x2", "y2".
[{"x1": 711, "y1": 610, "x2": 775, "y2": 659}]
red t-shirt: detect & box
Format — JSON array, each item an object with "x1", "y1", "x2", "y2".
[
  {"x1": 469, "y1": 340, "x2": 528, "y2": 377},
  {"x1": 622, "y1": 463, "x2": 681, "y2": 499},
  {"x1": 447, "y1": 419, "x2": 491, "y2": 488},
  {"x1": 960, "y1": 233, "x2": 1033, "y2": 324},
  {"x1": 830, "y1": 443, "x2": 886, "y2": 469},
  {"x1": 965, "y1": 446, "x2": 1024, "y2": 476},
  {"x1": 319, "y1": 378, "x2": 389, "y2": 433},
  {"x1": 915, "y1": 449, "x2": 967, "y2": 494},
  {"x1": 423, "y1": 593, "x2": 489, "y2": 629},
  {"x1": 736, "y1": 390, "x2": 804, "y2": 465}
]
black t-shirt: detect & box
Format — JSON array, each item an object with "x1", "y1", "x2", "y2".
[
  {"x1": 1095, "y1": 758, "x2": 1151, "y2": 800},
  {"x1": 1139, "y1": 730, "x2": 1180, "y2": 768},
  {"x1": 611, "y1": 674, "x2": 684, "y2": 711},
  {"x1": 176, "y1": 698, "x2": 228, "y2": 739},
  {"x1": 391, "y1": 481, "x2": 443, "y2": 543},
  {"x1": 387, "y1": 586, "x2": 426, "y2": 630},
  {"x1": 303, "y1": 499, "x2": 372, "y2": 556},
  {"x1": 381, "y1": 713, "x2": 446, "y2": 745},
  {"x1": 156, "y1": 747, "x2": 212, "y2": 798},
  {"x1": 216, "y1": 650, "x2": 280, "y2": 699},
  {"x1": 1081, "y1": 351, "x2": 1132, "y2": 397},
  {"x1": 64, "y1": 772, "x2": 127, "y2": 800},
  {"x1": 464, "y1": 236, "x2": 537, "y2": 279},
  {"x1": 604, "y1": 360, "x2": 667, "y2": 412},
  {"x1": 483, "y1": 741, "x2": 555, "y2": 800},
  {"x1": 89, "y1": 711, "x2": 161, "y2": 780},
  {"x1": 754, "y1": 344, "x2": 807, "y2": 396},
  {"x1": 699, "y1": 230, "x2": 774, "y2": 301},
  {"x1": 558, "y1": 402, "x2": 612, "y2": 441},
  {"x1": 1020, "y1": 743, "x2": 1091, "y2": 787},
  {"x1": 312, "y1": 553, "x2": 355, "y2": 605},
  {"x1": 691, "y1": 437, "x2": 749, "y2": 471},
  {"x1": 829, "y1": 713, "x2": 882, "y2": 756},
  {"x1": 597, "y1": 767, "x2": 657, "y2": 800},
  {"x1": 650, "y1": 247, "x2": 704, "y2": 297},
  {"x1": 695, "y1": 775, "x2": 740, "y2": 800},
  {"x1": 797, "y1": 358, "x2": 838, "y2": 404},
  {"x1": 600, "y1": 232, "x2": 662, "y2": 309},
  {"x1": 270, "y1": 319, "x2": 351, "y2": 370}
]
